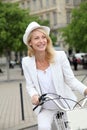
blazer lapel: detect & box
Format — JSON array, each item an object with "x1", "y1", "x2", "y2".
[
  {"x1": 28, "y1": 56, "x2": 41, "y2": 95},
  {"x1": 50, "y1": 62, "x2": 63, "y2": 95}
]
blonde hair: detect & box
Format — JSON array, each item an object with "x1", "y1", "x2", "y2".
[{"x1": 27, "y1": 28, "x2": 55, "y2": 63}]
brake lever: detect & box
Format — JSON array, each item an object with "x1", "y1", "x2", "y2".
[
  {"x1": 33, "y1": 93, "x2": 47, "y2": 111},
  {"x1": 39, "y1": 93, "x2": 47, "y2": 102}
]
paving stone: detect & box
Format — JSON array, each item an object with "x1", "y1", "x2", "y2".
[{"x1": 0, "y1": 65, "x2": 87, "y2": 130}]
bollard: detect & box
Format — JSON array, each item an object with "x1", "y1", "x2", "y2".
[{"x1": 20, "y1": 83, "x2": 25, "y2": 120}]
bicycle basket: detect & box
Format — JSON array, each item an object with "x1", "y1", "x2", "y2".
[{"x1": 66, "y1": 107, "x2": 87, "y2": 130}]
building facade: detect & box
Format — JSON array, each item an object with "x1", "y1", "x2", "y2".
[{"x1": 2, "y1": 0, "x2": 84, "y2": 51}]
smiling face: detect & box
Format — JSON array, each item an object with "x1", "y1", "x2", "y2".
[{"x1": 29, "y1": 29, "x2": 48, "y2": 53}]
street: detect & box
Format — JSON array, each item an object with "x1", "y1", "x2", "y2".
[{"x1": 0, "y1": 65, "x2": 87, "y2": 130}]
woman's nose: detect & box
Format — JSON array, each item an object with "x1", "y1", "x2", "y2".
[{"x1": 39, "y1": 37, "x2": 43, "y2": 42}]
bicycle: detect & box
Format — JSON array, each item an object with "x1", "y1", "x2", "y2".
[{"x1": 33, "y1": 93, "x2": 87, "y2": 130}]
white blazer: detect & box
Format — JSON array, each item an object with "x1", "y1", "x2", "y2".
[{"x1": 22, "y1": 51, "x2": 87, "y2": 114}]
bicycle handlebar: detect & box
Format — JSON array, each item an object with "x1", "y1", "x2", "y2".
[
  {"x1": 45, "y1": 95, "x2": 69, "y2": 111},
  {"x1": 81, "y1": 96, "x2": 87, "y2": 107},
  {"x1": 33, "y1": 93, "x2": 87, "y2": 111}
]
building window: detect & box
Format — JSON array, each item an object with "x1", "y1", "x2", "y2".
[
  {"x1": 66, "y1": 11, "x2": 71, "y2": 24},
  {"x1": 40, "y1": 0, "x2": 43, "y2": 8},
  {"x1": 26, "y1": 0, "x2": 30, "y2": 9},
  {"x1": 53, "y1": 11, "x2": 57, "y2": 25},
  {"x1": 46, "y1": 14, "x2": 50, "y2": 20},
  {"x1": 65, "y1": 0, "x2": 70, "y2": 3},
  {"x1": 52, "y1": 0, "x2": 56, "y2": 5},
  {"x1": 33, "y1": 0, "x2": 36, "y2": 2},
  {"x1": 21, "y1": 2, "x2": 25, "y2": 8},
  {"x1": 32, "y1": 0, "x2": 37, "y2": 10},
  {"x1": 46, "y1": 0, "x2": 50, "y2": 7},
  {"x1": 73, "y1": 0, "x2": 80, "y2": 6},
  {"x1": 33, "y1": 0, "x2": 36, "y2": 6}
]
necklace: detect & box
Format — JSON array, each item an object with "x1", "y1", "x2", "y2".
[{"x1": 36, "y1": 60, "x2": 49, "y2": 70}]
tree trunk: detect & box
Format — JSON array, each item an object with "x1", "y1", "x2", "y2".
[{"x1": 6, "y1": 55, "x2": 10, "y2": 81}]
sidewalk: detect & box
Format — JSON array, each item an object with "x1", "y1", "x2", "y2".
[
  {"x1": 0, "y1": 65, "x2": 87, "y2": 130},
  {"x1": 0, "y1": 66, "x2": 37, "y2": 130}
]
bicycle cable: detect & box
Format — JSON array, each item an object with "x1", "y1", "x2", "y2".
[
  {"x1": 33, "y1": 93, "x2": 82, "y2": 111},
  {"x1": 73, "y1": 96, "x2": 87, "y2": 108}
]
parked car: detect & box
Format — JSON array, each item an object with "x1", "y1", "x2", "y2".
[
  {"x1": 74, "y1": 53, "x2": 87, "y2": 64},
  {"x1": 68, "y1": 53, "x2": 87, "y2": 65}
]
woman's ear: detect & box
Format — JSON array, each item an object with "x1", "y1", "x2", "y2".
[
  {"x1": 29, "y1": 44, "x2": 32, "y2": 47},
  {"x1": 29, "y1": 41, "x2": 32, "y2": 47},
  {"x1": 28, "y1": 42, "x2": 32, "y2": 48},
  {"x1": 28, "y1": 40, "x2": 32, "y2": 47}
]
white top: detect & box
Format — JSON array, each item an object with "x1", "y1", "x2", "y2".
[
  {"x1": 37, "y1": 66, "x2": 63, "y2": 110},
  {"x1": 22, "y1": 51, "x2": 87, "y2": 115}
]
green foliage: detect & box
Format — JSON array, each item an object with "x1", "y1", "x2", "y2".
[
  {"x1": 0, "y1": 2, "x2": 39, "y2": 55},
  {"x1": 50, "y1": 33, "x2": 57, "y2": 46},
  {"x1": 0, "y1": 1, "x2": 57, "y2": 56},
  {"x1": 61, "y1": 1, "x2": 87, "y2": 52}
]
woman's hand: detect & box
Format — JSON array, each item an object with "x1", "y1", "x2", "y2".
[
  {"x1": 84, "y1": 88, "x2": 87, "y2": 96},
  {"x1": 31, "y1": 94, "x2": 40, "y2": 105}
]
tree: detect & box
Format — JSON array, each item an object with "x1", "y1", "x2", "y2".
[
  {"x1": 61, "y1": 1, "x2": 87, "y2": 52},
  {"x1": 0, "y1": 1, "x2": 57, "y2": 80},
  {"x1": 0, "y1": 2, "x2": 38, "y2": 55},
  {"x1": 0, "y1": 2, "x2": 57, "y2": 56},
  {"x1": 0, "y1": 1, "x2": 39, "y2": 80}
]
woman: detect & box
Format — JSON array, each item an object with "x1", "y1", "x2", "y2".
[{"x1": 22, "y1": 21, "x2": 87, "y2": 130}]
